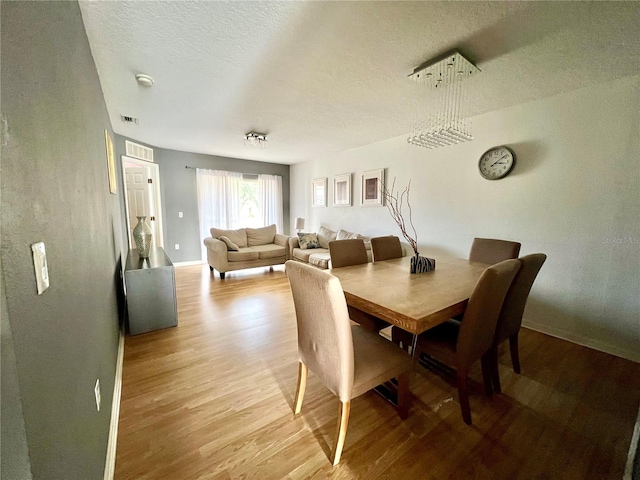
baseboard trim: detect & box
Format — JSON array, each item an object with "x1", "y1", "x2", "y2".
[
  {"x1": 624, "y1": 405, "x2": 640, "y2": 480},
  {"x1": 103, "y1": 329, "x2": 125, "y2": 480},
  {"x1": 173, "y1": 260, "x2": 203, "y2": 267},
  {"x1": 523, "y1": 319, "x2": 640, "y2": 363}
]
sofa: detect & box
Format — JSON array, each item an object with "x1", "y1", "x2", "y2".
[
  {"x1": 288, "y1": 226, "x2": 373, "y2": 269},
  {"x1": 204, "y1": 224, "x2": 290, "y2": 278}
]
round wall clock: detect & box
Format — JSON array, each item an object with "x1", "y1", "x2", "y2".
[{"x1": 478, "y1": 146, "x2": 516, "y2": 180}]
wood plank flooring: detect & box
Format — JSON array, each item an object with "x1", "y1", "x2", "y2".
[{"x1": 115, "y1": 264, "x2": 640, "y2": 479}]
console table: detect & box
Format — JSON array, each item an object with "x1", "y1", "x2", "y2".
[{"x1": 124, "y1": 247, "x2": 178, "y2": 335}]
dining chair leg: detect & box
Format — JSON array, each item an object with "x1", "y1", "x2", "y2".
[
  {"x1": 489, "y1": 345, "x2": 502, "y2": 394},
  {"x1": 293, "y1": 362, "x2": 308, "y2": 415},
  {"x1": 480, "y1": 354, "x2": 493, "y2": 396},
  {"x1": 457, "y1": 369, "x2": 472, "y2": 425},
  {"x1": 396, "y1": 371, "x2": 410, "y2": 420},
  {"x1": 332, "y1": 400, "x2": 351, "y2": 466},
  {"x1": 509, "y1": 334, "x2": 521, "y2": 374}
]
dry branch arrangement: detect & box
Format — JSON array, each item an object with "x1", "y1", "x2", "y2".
[{"x1": 380, "y1": 178, "x2": 419, "y2": 256}]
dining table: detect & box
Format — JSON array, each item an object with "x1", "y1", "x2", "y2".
[{"x1": 329, "y1": 253, "x2": 490, "y2": 355}]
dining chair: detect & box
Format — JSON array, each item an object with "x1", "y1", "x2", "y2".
[
  {"x1": 469, "y1": 237, "x2": 521, "y2": 265},
  {"x1": 285, "y1": 261, "x2": 411, "y2": 465},
  {"x1": 328, "y1": 239, "x2": 389, "y2": 332},
  {"x1": 413, "y1": 259, "x2": 521, "y2": 425},
  {"x1": 328, "y1": 238, "x2": 369, "y2": 268},
  {"x1": 490, "y1": 253, "x2": 547, "y2": 393},
  {"x1": 371, "y1": 236, "x2": 403, "y2": 262}
]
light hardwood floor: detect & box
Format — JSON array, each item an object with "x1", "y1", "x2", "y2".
[{"x1": 115, "y1": 265, "x2": 640, "y2": 479}]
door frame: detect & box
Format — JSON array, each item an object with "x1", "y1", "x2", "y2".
[{"x1": 121, "y1": 155, "x2": 164, "y2": 250}]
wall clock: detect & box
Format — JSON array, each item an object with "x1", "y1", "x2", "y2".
[{"x1": 478, "y1": 146, "x2": 516, "y2": 180}]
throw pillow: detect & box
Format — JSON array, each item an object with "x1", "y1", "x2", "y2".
[
  {"x1": 317, "y1": 225, "x2": 337, "y2": 249},
  {"x1": 336, "y1": 229, "x2": 360, "y2": 240},
  {"x1": 219, "y1": 236, "x2": 239, "y2": 251},
  {"x1": 297, "y1": 232, "x2": 320, "y2": 250}
]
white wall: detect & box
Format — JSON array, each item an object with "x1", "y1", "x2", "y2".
[{"x1": 291, "y1": 74, "x2": 640, "y2": 362}]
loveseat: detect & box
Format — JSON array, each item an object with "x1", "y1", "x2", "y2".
[
  {"x1": 204, "y1": 224, "x2": 290, "y2": 278},
  {"x1": 288, "y1": 226, "x2": 373, "y2": 269}
]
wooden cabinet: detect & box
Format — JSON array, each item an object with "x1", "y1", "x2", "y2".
[{"x1": 124, "y1": 247, "x2": 177, "y2": 335}]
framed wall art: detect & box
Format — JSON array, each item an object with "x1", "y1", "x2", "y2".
[
  {"x1": 361, "y1": 169, "x2": 384, "y2": 207},
  {"x1": 333, "y1": 173, "x2": 352, "y2": 207},
  {"x1": 312, "y1": 177, "x2": 327, "y2": 207},
  {"x1": 104, "y1": 130, "x2": 117, "y2": 194}
]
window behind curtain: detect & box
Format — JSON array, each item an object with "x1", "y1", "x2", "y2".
[{"x1": 196, "y1": 169, "x2": 283, "y2": 260}]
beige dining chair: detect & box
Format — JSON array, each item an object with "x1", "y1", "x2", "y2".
[
  {"x1": 490, "y1": 253, "x2": 547, "y2": 393},
  {"x1": 328, "y1": 239, "x2": 389, "y2": 332},
  {"x1": 413, "y1": 259, "x2": 521, "y2": 425},
  {"x1": 371, "y1": 236, "x2": 403, "y2": 262},
  {"x1": 285, "y1": 261, "x2": 411, "y2": 465},
  {"x1": 469, "y1": 237, "x2": 521, "y2": 264}
]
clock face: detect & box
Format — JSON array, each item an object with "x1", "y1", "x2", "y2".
[{"x1": 478, "y1": 146, "x2": 515, "y2": 180}]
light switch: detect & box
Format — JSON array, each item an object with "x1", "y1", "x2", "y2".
[
  {"x1": 31, "y1": 242, "x2": 49, "y2": 295},
  {"x1": 178, "y1": 211, "x2": 183, "y2": 218},
  {"x1": 174, "y1": 244, "x2": 180, "y2": 250}
]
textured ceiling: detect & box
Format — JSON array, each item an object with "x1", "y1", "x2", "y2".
[{"x1": 79, "y1": 1, "x2": 640, "y2": 164}]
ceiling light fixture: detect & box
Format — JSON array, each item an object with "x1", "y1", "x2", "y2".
[
  {"x1": 407, "y1": 50, "x2": 479, "y2": 149},
  {"x1": 244, "y1": 131, "x2": 268, "y2": 148},
  {"x1": 135, "y1": 74, "x2": 154, "y2": 87}
]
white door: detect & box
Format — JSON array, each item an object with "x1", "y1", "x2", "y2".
[{"x1": 125, "y1": 166, "x2": 157, "y2": 249}]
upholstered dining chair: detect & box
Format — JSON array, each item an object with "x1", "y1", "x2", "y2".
[
  {"x1": 490, "y1": 253, "x2": 547, "y2": 393},
  {"x1": 285, "y1": 261, "x2": 411, "y2": 465},
  {"x1": 328, "y1": 239, "x2": 389, "y2": 332},
  {"x1": 328, "y1": 238, "x2": 369, "y2": 268},
  {"x1": 469, "y1": 237, "x2": 521, "y2": 265},
  {"x1": 371, "y1": 236, "x2": 403, "y2": 262},
  {"x1": 413, "y1": 259, "x2": 521, "y2": 425}
]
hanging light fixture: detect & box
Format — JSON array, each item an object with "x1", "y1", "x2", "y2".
[
  {"x1": 407, "y1": 50, "x2": 479, "y2": 149},
  {"x1": 244, "y1": 131, "x2": 268, "y2": 148}
]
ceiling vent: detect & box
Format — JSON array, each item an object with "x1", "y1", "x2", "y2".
[
  {"x1": 120, "y1": 115, "x2": 139, "y2": 125},
  {"x1": 125, "y1": 140, "x2": 154, "y2": 163}
]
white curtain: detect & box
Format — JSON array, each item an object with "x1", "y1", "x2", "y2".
[
  {"x1": 258, "y1": 174, "x2": 283, "y2": 233},
  {"x1": 196, "y1": 169, "x2": 242, "y2": 260}
]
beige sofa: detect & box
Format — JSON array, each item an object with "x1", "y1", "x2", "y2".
[
  {"x1": 288, "y1": 226, "x2": 373, "y2": 269},
  {"x1": 204, "y1": 224, "x2": 290, "y2": 278}
]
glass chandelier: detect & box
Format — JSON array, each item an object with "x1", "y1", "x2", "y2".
[
  {"x1": 407, "y1": 50, "x2": 479, "y2": 149},
  {"x1": 244, "y1": 131, "x2": 268, "y2": 148}
]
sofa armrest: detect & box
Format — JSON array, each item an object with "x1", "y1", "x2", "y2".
[
  {"x1": 274, "y1": 233, "x2": 291, "y2": 260},
  {"x1": 204, "y1": 237, "x2": 229, "y2": 271},
  {"x1": 288, "y1": 236, "x2": 300, "y2": 260}
]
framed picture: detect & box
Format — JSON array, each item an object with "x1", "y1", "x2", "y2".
[
  {"x1": 333, "y1": 173, "x2": 352, "y2": 207},
  {"x1": 361, "y1": 169, "x2": 384, "y2": 207},
  {"x1": 104, "y1": 130, "x2": 117, "y2": 194},
  {"x1": 312, "y1": 177, "x2": 327, "y2": 207}
]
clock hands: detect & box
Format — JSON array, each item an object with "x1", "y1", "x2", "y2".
[{"x1": 491, "y1": 154, "x2": 509, "y2": 167}]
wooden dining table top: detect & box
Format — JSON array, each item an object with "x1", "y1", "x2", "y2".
[{"x1": 329, "y1": 254, "x2": 489, "y2": 335}]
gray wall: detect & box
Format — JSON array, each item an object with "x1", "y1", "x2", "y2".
[
  {"x1": 1, "y1": 2, "x2": 125, "y2": 479},
  {"x1": 115, "y1": 138, "x2": 290, "y2": 263}
]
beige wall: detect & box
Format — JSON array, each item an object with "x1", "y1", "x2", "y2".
[{"x1": 290, "y1": 74, "x2": 640, "y2": 362}]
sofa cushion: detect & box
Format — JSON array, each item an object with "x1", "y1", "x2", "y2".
[
  {"x1": 227, "y1": 249, "x2": 259, "y2": 262},
  {"x1": 247, "y1": 224, "x2": 276, "y2": 246},
  {"x1": 219, "y1": 236, "x2": 239, "y2": 251},
  {"x1": 317, "y1": 225, "x2": 337, "y2": 249},
  {"x1": 211, "y1": 227, "x2": 248, "y2": 248},
  {"x1": 298, "y1": 232, "x2": 320, "y2": 250},
  {"x1": 336, "y1": 229, "x2": 371, "y2": 250},
  {"x1": 308, "y1": 252, "x2": 331, "y2": 269},
  {"x1": 250, "y1": 244, "x2": 286, "y2": 260},
  {"x1": 293, "y1": 247, "x2": 329, "y2": 263}
]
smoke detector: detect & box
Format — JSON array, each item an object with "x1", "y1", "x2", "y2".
[{"x1": 135, "y1": 74, "x2": 154, "y2": 87}]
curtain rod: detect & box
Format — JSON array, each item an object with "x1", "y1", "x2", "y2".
[{"x1": 185, "y1": 166, "x2": 279, "y2": 178}]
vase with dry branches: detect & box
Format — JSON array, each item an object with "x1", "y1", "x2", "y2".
[{"x1": 381, "y1": 178, "x2": 435, "y2": 274}]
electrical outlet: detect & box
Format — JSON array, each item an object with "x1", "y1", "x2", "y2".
[
  {"x1": 94, "y1": 379, "x2": 101, "y2": 412},
  {"x1": 31, "y1": 242, "x2": 50, "y2": 295},
  {"x1": 178, "y1": 211, "x2": 183, "y2": 218},
  {"x1": 174, "y1": 244, "x2": 180, "y2": 250}
]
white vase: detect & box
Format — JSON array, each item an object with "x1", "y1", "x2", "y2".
[{"x1": 133, "y1": 216, "x2": 153, "y2": 258}]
